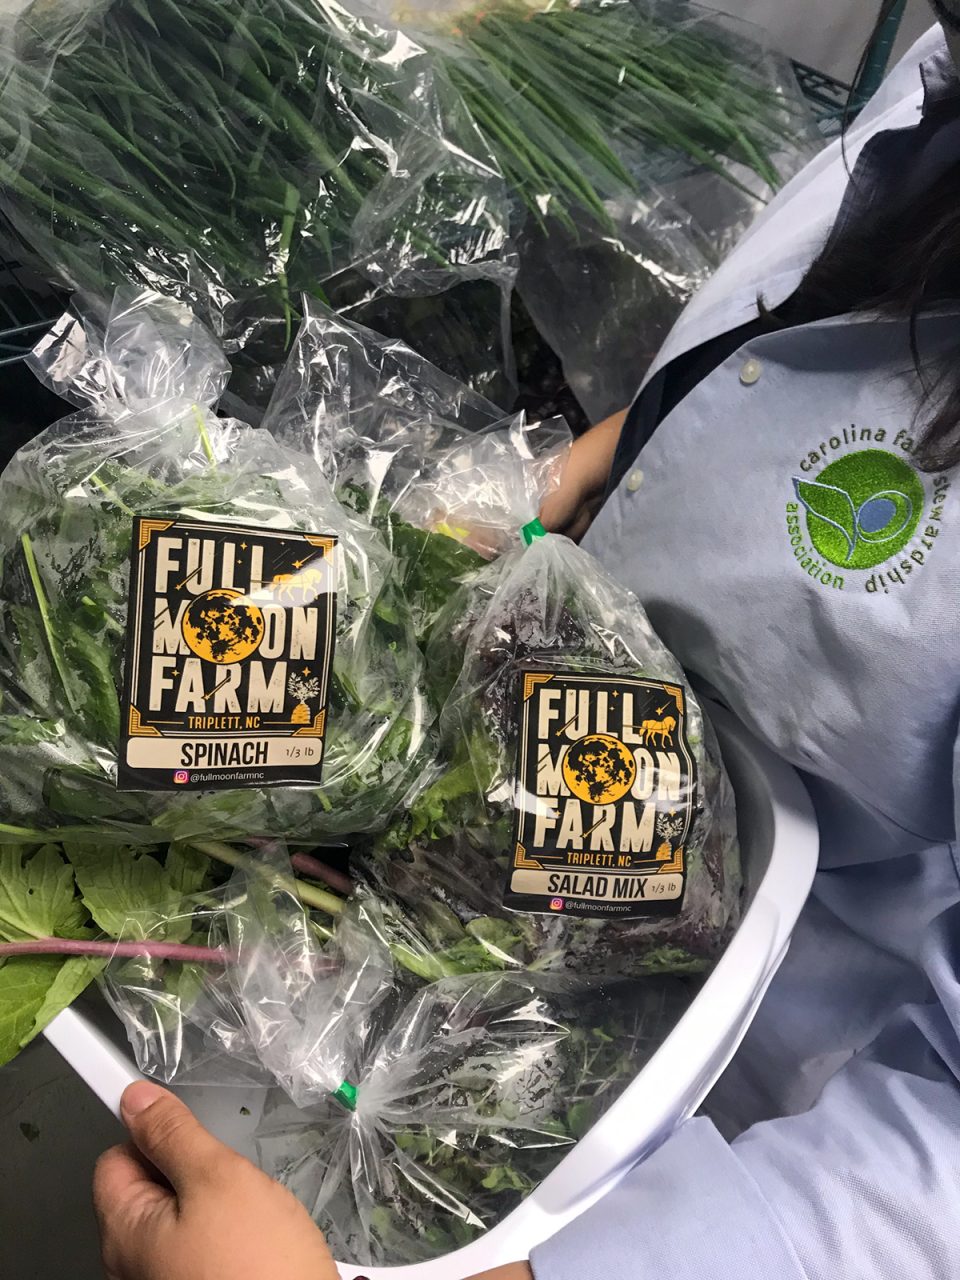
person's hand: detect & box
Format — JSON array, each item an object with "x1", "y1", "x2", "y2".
[
  {"x1": 93, "y1": 1081, "x2": 338, "y2": 1280},
  {"x1": 539, "y1": 408, "x2": 627, "y2": 540}
]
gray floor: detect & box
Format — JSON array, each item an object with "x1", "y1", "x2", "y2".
[{"x1": 0, "y1": 1035, "x2": 122, "y2": 1280}]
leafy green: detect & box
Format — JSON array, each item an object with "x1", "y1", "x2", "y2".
[
  {"x1": 0, "y1": 955, "x2": 102, "y2": 1067},
  {"x1": 66, "y1": 843, "x2": 213, "y2": 941},
  {"x1": 0, "y1": 846, "x2": 90, "y2": 943},
  {"x1": 0, "y1": 391, "x2": 428, "y2": 843},
  {"x1": 386, "y1": 517, "x2": 486, "y2": 653},
  {"x1": 0, "y1": 839, "x2": 227, "y2": 1064},
  {"x1": 0, "y1": 846, "x2": 103, "y2": 1064}
]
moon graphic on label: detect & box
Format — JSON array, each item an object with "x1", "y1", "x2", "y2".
[
  {"x1": 562, "y1": 733, "x2": 637, "y2": 805},
  {"x1": 181, "y1": 588, "x2": 265, "y2": 665}
]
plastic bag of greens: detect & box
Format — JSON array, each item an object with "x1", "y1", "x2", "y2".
[
  {"x1": 0, "y1": 836, "x2": 241, "y2": 1068},
  {"x1": 98, "y1": 875, "x2": 270, "y2": 1088},
  {"x1": 501, "y1": 0, "x2": 821, "y2": 421},
  {"x1": 344, "y1": 0, "x2": 817, "y2": 424},
  {"x1": 100, "y1": 840, "x2": 346, "y2": 1086},
  {"x1": 0, "y1": 0, "x2": 510, "y2": 360},
  {"x1": 0, "y1": 290, "x2": 427, "y2": 843},
  {"x1": 357, "y1": 529, "x2": 741, "y2": 978},
  {"x1": 263, "y1": 300, "x2": 570, "y2": 634},
  {"x1": 100, "y1": 837, "x2": 691, "y2": 1265},
  {"x1": 356, "y1": 0, "x2": 812, "y2": 225},
  {"x1": 215, "y1": 847, "x2": 691, "y2": 1264},
  {"x1": 255, "y1": 968, "x2": 684, "y2": 1264}
]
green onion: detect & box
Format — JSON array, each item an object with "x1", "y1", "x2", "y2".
[{"x1": 0, "y1": 0, "x2": 800, "y2": 334}]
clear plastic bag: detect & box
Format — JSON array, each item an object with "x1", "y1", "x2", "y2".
[
  {"x1": 102, "y1": 840, "x2": 347, "y2": 1086},
  {"x1": 0, "y1": 290, "x2": 429, "y2": 842},
  {"x1": 358, "y1": 532, "x2": 741, "y2": 978},
  {"x1": 261, "y1": 297, "x2": 503, "y2": 487},
  {"x1": 360, "y1": 0, "x2": 816, "y2": 424},
  {"x1": 255, "y1": 968, "x2": 686, "y2": 1264},
  {"x1": 104, "y1": 839, "x2": 692, "y2": 1265},
  {"x1": 99, "y1": 879, "x2": 269, "y2": 1087},
  {"x1": 514, "y1": 190, "x2": 715, "y2": 424},
  {"x1": 502, "y1": 0, "x2": 822, "y2": 422},
  {"x1": 263, "y1": 300, "x2": 570, "y2": 632},
  {"x1": 0, "y1": 0, "x2": 511, "y2": 349}
]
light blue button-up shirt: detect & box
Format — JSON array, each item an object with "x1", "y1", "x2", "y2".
[{"x1": 533, "y1": 26, "x2": 960, "y2": 1280}]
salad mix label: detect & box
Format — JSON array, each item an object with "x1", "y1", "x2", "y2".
[
  {"x1": 119, "y1": 517, "x2": 337, "y2": 792},
  {"x1": 507, "y1": 673, "x2": 696, "y2": 918}
]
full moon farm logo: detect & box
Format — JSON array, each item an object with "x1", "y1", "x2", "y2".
[
  {"x1": 784, "y1": 431, "x2": 950, "y2": 593},
  {"x1": 118, "y1": 516, "x2": 337, "y2": 792},
  {"x1": 506, "y1": 671, "x2": 698, "y2": 920}
]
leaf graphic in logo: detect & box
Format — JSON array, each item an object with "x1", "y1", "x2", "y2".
[
  {"x1": 856, "y1": 489, "x2": 914, "y2": 545},
  {"x1": 793, "y1": 477, "x2": 858, "y2": 562}
]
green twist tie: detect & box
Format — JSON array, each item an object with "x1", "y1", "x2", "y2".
[
  {"x1": 331, "y1": 1080, "x2": 358, "y2": 1111},
  {"x1": 521, "y1": 518, "x2": 547, "y2": 546}
]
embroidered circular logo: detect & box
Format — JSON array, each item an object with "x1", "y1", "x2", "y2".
[{"x1": 793, "y1": 449, "x2": 924, "y2": 570}]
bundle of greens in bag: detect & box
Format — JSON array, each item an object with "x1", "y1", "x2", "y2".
[
  {"x1": 0, "y1": 291, "x2": 427, "y2": 843},
  {"x1": 257, "y1": 969, "x2": 680, "y2": 1263},
  {"x1": 102, "y1": 845, "x2": 690, "y2": 1264},
  {"x1": 357, "y1": 528, "x2": 741, "y2": 978},
  {"x1": 262, "y1": 300, "x2": 570, "y2": 645},
  {"x1": 0, "y1": 0, "x2": 510, "y2": 347}
]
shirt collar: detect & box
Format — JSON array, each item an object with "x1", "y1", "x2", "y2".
[{"x1": 920, "y1": 36, "x2": 960, "y2": 110}]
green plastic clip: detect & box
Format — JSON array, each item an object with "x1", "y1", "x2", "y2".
[
  {"x1": 521, "y1": 518, "x2": 547, "y2": 546},
  {"x1": 331, "y1": 1079, "x2": 358, "y2": 1111}
]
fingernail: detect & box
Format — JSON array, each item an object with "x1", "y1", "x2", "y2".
[{"x1": 121, "y1": 1081, "x2": 167, "y2": 1119}]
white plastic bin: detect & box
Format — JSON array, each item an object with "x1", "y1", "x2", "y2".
[{"x1": 43, "y1": 704, "x2": 818, "y2": 1279}]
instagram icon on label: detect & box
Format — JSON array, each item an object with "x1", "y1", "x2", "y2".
[
  {"x1": 173, "y1": 770, "x2": 190, "y2": 785},
  {"x1": 549, "y1": 897, "x2": 565, "y2": 911}
]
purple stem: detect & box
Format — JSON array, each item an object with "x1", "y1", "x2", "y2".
[
  {"x1": 289, "y1": 852, "x2": 353, "y2": 897},
  {"x1": 0, "y1": 938, "x2": 232, "y2": 964}
]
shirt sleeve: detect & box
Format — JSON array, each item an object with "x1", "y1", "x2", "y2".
[{"x1": 532, "y1": 861, "x2": 960, "y2": 1280}]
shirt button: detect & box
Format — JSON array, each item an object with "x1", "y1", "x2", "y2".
[
  {"x1": 740, "y1": 358, "x2": 762, "y2": 385},
  {"x1": 626, "y1": 469, "x2": 643, "y2": 492}
]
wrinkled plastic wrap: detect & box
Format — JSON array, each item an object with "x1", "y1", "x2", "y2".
[
  {"x1": 335, "y1": 0, "x2": 818, "y2": 424},
  {"x1": 263, "y1": 301, "x2": 570, "y2": 634},
  {"x1": 99, "y1": 878, "x2": 268, "y2": 1088},
  {"x1": 0, "y1": 0, "x2": 511, "y2": 352},
  {"x1": 500, "y1": 0, "x2": 822, "y2": 421},
  {"x1": 0, "y1": 0, "x2": 822, "y2": 428},
  {"x1": 262, "y1": 299, "x2": 503, "y2": 483},
  {"x1": 104, "y1": 843, "x2": 693, "y2": 1264},
  {"x1": 0, "y1": 291, "x2": 429, "y2": 841},
  {"x1": 304, "y1": 0, "x2": 818, "y2": 423},
  {"x1": 256, "y1": 969, "x2": 683, "y2": 1263},
  {"x1": 101, "y1": 841, "x2": 343, "y2": 1086},
  {"x1": 358, "y1": 533, "x2": 741, "y2": 977},
  {"x1": 514, "y1": 194, "x2": 715, "y2": 424}
]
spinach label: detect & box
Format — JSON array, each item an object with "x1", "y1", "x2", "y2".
[{"x1": 119, "y1": 516, "x2": 336, "y2": 792}]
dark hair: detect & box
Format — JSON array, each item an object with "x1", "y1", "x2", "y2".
[{"x1": 767, "y1": 2, "x2": 960, "y2": 473}]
